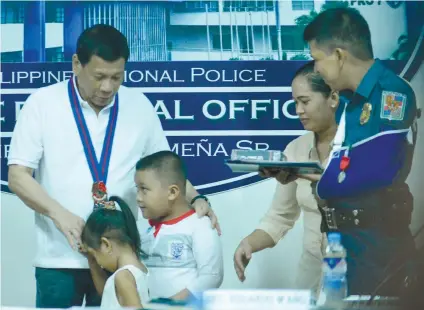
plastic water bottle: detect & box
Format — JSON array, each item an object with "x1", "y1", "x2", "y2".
[{"x1": 317, "y1": 232, "x2": 348, "y2": 308}]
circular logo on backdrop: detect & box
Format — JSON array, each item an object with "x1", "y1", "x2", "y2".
[
  {"x1": 386, "y1": 1, "x2": 403, "y2": 9},
  {"x1": 0, "y1": 7, "x2": 423, "y2": 196}
]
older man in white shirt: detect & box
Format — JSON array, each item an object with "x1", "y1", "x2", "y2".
[{"x1": 8, "y1": 24, "x2": 219, "y2": 308}]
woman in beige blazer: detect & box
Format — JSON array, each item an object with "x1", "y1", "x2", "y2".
[{"x1": 233, "y1": 61, "x2": 342, "y2": 298}]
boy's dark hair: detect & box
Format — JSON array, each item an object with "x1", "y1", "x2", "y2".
[
  {"x1": 135, "y1": 151, "x2": 187, "y2": 193},
  {"x1": 293, "y1": 61, "x2": 332, "y2": 98},
  {"x1": 303, "y1": 7, "x2": 373, "y2": 60},
  {"x1": 81, "y1": 196, "x2": 141, "y2": 258},
  {"x1": 76, "y1": 24, "x2": 130, "y2": 65}
]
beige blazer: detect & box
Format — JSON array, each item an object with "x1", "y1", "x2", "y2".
[{"x1": 256, "y1": 132, "x2": 328, "y2": 297}]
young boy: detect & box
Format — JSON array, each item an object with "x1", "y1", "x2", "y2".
[
  {"x1": 134, "y1": 151, "x2": 224, "y2": 301},
  {"x1": 302, "y1": 7, "x2": 419, "y2": 296}
]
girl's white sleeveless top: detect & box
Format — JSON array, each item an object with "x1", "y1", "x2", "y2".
[{"x1": 100, "y1": 264, "x2": 150, "y2": 309}]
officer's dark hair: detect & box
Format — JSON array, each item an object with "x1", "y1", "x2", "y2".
[
  {"x1": 76, "y1": 24, "x2": 130, "y2": 66},
  {"x1": 135, "y1": 151, "x2": 187, "y2": 193},
  {"x1": 293, "y1": 61, "x2": 332, "y2": 98},
  {"x1": 81, "y1": 196, "x2": 142, "y2": 258},
  {"x1": 303, "y1": 7, "x2": 373, "y2": 60}
]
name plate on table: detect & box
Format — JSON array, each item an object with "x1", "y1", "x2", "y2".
[{"x1": 202, "y1": 289, "x2": 312, "y2": 310}]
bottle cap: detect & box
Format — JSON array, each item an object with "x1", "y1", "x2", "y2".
[{"x1": 327, "y1": 232, "x2": 341, "y2": 243}]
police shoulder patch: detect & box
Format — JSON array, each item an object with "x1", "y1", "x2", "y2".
[{"x1": 380, "y1": 91, "x2": 407, "y2": 121}]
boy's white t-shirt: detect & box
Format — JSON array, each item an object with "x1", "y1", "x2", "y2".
[
  {"x1": 100, "y1": 264, "x2": 150, "y2": 309},
  {"x1": 141, "y1": 210, "x2": 224, "y2": 299}
]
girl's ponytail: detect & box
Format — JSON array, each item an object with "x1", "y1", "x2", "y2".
[{"x1": 109, "y1": 196, "x2": 141, "y2": 258}]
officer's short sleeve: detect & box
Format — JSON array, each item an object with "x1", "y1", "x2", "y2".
[
  {"x1": 378, "y1": 80, "x2": 417, "y2": 131},
  {"x1": 8, "y1": 92, "x2": 44, "y2": 169}
]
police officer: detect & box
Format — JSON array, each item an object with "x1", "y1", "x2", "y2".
[{"x1": 302, "y1": 7, "x2": 420, "y2": 299}]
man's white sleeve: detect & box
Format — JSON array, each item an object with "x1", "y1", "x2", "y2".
[{"x1": 8, "y1": 93, "x2": 43, "y2": 169}]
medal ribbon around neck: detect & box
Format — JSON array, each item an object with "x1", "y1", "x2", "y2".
[{"x1": 68, "y1": 77, "x2": 119, "y2": 194}]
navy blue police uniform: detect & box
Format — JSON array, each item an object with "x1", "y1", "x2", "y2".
[{"x1": 315, "y1": 59, "x2": 419, "y2": 296}]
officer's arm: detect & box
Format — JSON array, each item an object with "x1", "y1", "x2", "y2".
[{"x1": 380, "y1": 86, "x2": 418, "y2": 181}]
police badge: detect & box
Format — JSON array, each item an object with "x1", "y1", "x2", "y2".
[{"x1": 360, "y1": 102, "x2": 372, "y2": 125}]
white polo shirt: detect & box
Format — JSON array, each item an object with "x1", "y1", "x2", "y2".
[
  {"x1": 8, "y1": 77, "x2": 170, "y2": 269},
  {"x1": 141, "y1": 210, "x2": 224, "y2": 299}
]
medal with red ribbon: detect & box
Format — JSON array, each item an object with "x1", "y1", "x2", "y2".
[
  {"x1": 68, "y1": 78, "x2": 119, "y2": 209},
  {"x1": 338, "y1": 148, "x2": 350, "y2": 183}
]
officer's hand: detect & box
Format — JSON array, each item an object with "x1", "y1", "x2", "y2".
[
  {"x1": 259, "y1": 167, "x2": 298, "y2": 185},
  {"x1": 234, "y1": 239, "x2": 253, "y2": 282}
]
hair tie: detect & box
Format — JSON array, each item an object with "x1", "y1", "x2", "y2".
[
  {"x1": 92, "y1": 200, "x2": 117, "y2": 211},
  {"x1": 103, "y1": 200, "x2": 117, "y2": 211}
]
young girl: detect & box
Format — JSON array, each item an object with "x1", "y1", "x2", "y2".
[{"x1": 81, "y1": 196, "x2": 149, "y2": 309}]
